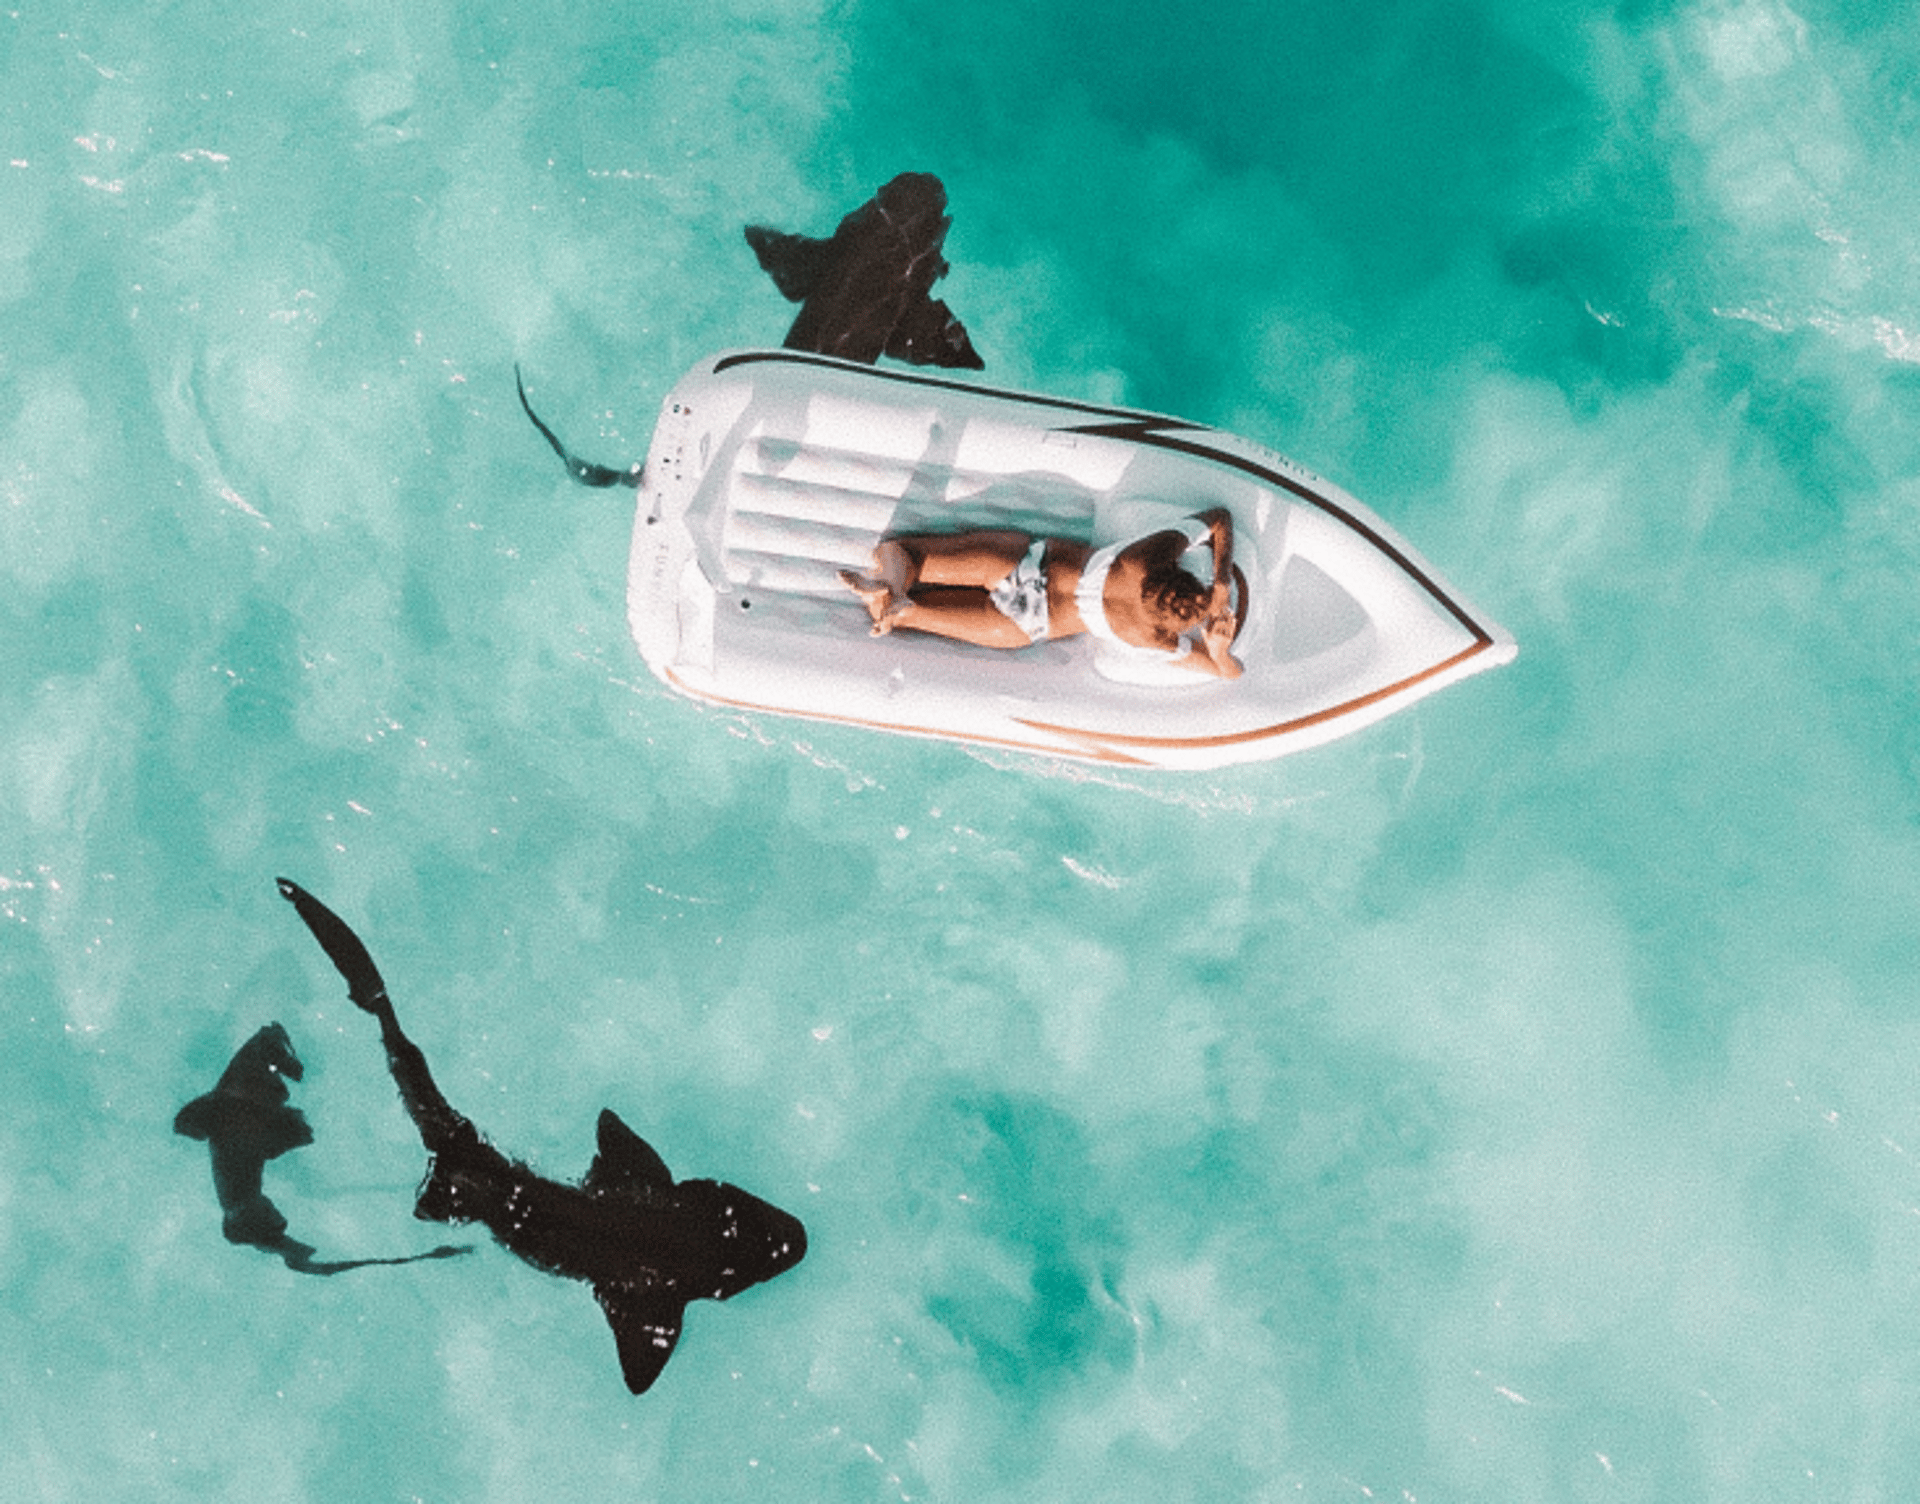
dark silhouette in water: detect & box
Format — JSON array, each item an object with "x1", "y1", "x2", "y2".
[
  {"x1": 515, "y1": 365, "x2": 643, "y2": 490},
  {"x1": 517, "y1": 171, "x2": 981, "y2": 490},
  {"x1": 745, "y1": 171, "x2": 984, "y2": 370},
  {"x1": 174, "y1": 1023, "x2": 470, "y2": 1276},
  {"x1": 276, "y1": 878, "x2": 808, "y2": 1394}
]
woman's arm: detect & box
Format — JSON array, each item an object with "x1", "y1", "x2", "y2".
[
  {"x1": 1195, "y1": 508, "x2": 1234, "y2": 613},
  {"x1": 1178, "y1": 613, "x2": 1243, "y2": 677},
  {"x1": 1184, "y1": 510, "x2": 1240, "y2": 675},
  {"x1": 1166, "y1": 609, "x2": 1241, "y2": 676}
]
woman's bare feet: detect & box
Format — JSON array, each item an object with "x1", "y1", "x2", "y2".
[
  {"x1": 838, "y1": 570, "x2": 910, "y2": 634},
  {"x1": 839, "y1": 540, "x2": 916, "y2": 635}
]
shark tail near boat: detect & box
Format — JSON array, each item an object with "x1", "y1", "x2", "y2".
[
  {"x1": 516, "y1": 365, "x2": 644, "y2": 490},
  {"x1": 514, "y1": 173, "x2": 983, "y2": 495}
]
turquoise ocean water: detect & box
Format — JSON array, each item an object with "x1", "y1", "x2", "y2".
[{"x1": 6, "y1": 0, "x2": 1920, "y2": 1498}]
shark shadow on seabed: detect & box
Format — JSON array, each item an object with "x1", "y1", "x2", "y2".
[
  {"x1": 275, "y1": 878, "x2": 808, "y2": 1394},
  {"x1": 175, "y1": 1022, "x2": 472, "y2": 1276}
]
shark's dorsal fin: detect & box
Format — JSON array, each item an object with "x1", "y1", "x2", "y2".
[
  {"x1": 585, "y1": 1108, "x2": 674, "y2": 1193},
  {"x1": 743, "y1": 226, "x2": 834, "y2": 302},
  {"x1": 595, "y1": 1281, "x2": 686, "y2": 1394}
]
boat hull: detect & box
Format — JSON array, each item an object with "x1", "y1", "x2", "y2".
[{"x1": 627, "y1": 349, "x2": 1513, "y2": 771}]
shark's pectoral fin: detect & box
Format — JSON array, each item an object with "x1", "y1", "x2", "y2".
[
  {"x1": 744, "y1": 226, "x2": 834, "y2": 302},
  {"x1": 413, "y1": 1155, "x2": 464, "y2": 1222},
  {"x1": 595, "y1": 1281, "x2": 686, "y2": 1394},
  {"x1": 174, "y1": 1093, "x2": 217, "y2": 1142},
  {"x1": 249, "y1": 1105, "x2": 315, "y2": 1160},
  {"x1": 584, "y1": 1109, "x2": 674, "y2": 1194},
  {"x1": 884, "y1": 295, "x2": 984, "y2": 370},
  {"x1": 179, "y1": 1095, "x2": 313, "y2": 1161}
]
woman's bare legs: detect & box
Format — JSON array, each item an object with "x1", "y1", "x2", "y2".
[
  {"x1": 871, "y1": 587, "x2": 1036, "y2": 647},
  {"x1": 840, "y1": 531, "x2": 1033, "y2": 640},
  {"x1": 900, "y1": 532, "x2": 1031, "y2": 585}
]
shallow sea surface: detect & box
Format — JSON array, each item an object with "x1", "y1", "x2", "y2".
[{"x1": 6, "y1": 1, "x2": 1920, "y2": 1499}]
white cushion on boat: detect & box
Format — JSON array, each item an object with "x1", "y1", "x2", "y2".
[
  {"x1": 723, "y1": 553, "x2": 849, "y2": 595},
  {"x1": 804, "y1": 391, "x2": 938, "y2": 463},
  {"x1": 720, "y1": 421, "x2": 1109, "y2": 596},
  {"x1": 741, "y1": 438, "x2": 919, "y2": 502},
  {"x1": 730, "y1": 470, "x2": 900, "y2": 534},
  {"x1": 951, "y1": 417, "x2": 1134, "y2": 492},
  {"x1": 724, "y1": 510, "x2": 879, "y2": 569},
  {"x1": 723, "y1": 422, "x2": 911, "y2": 591}
]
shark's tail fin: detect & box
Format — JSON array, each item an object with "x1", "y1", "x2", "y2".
[
  {"x1": 275, "y1": 878, "x2": 483, "y2": 1159},
  {"x1": 277, "y1": 878, "x2": 391, "y2": 1016},
  {"x1": 516, "y1": 368, "x2": 644, "y2": 489}
]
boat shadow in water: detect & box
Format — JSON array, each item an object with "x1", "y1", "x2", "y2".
[{"x1": 175, "y1": 1022, "x2": 472, "y2": 1277}]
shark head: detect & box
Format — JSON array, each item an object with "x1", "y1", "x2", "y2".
[
  {"x1": 217, "y1": 1020, "x2": 304, "y2": 1099},
  {"x1": 700, "y1": 1180, "x2": 809, "y2": 1299}
]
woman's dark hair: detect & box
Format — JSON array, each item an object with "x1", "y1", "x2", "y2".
[{"x1": 1142, "y1": 562, "x2": 1209, "y2": 624}]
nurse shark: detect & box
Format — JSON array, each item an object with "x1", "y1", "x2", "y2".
[
  {"x1": 744, "y1": 170, "x2": 984, "y2": 370},
  {"x1": 275, "y1": 878, "x2": 807, "y2": 1394},
  {"x1": 517, "y1": 170, "x2": 981, "y2": 487},
  {"x1": 175, "y1": 1022, "x2": 469, "y2": 1276},
  {"x1": 175, "y1": 1022, "x2": 316, "y2": 1247}
]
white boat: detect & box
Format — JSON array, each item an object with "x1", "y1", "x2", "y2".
[{"x1": 625, "y1": 349, "x2": 1514, "y2": 771}]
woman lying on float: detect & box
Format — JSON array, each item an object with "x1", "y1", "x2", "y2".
[{"x1": 839, "y1": 507, "x2": 1243, "y2": 678}]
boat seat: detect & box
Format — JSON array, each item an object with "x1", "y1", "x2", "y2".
[{"x1": 719, "y1": 423, "x2": 1103, "y2": 597}]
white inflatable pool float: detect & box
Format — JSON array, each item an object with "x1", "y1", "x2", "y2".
[{"x1": 625, "y1": 349, "x2": 1514, "y2": 770}]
